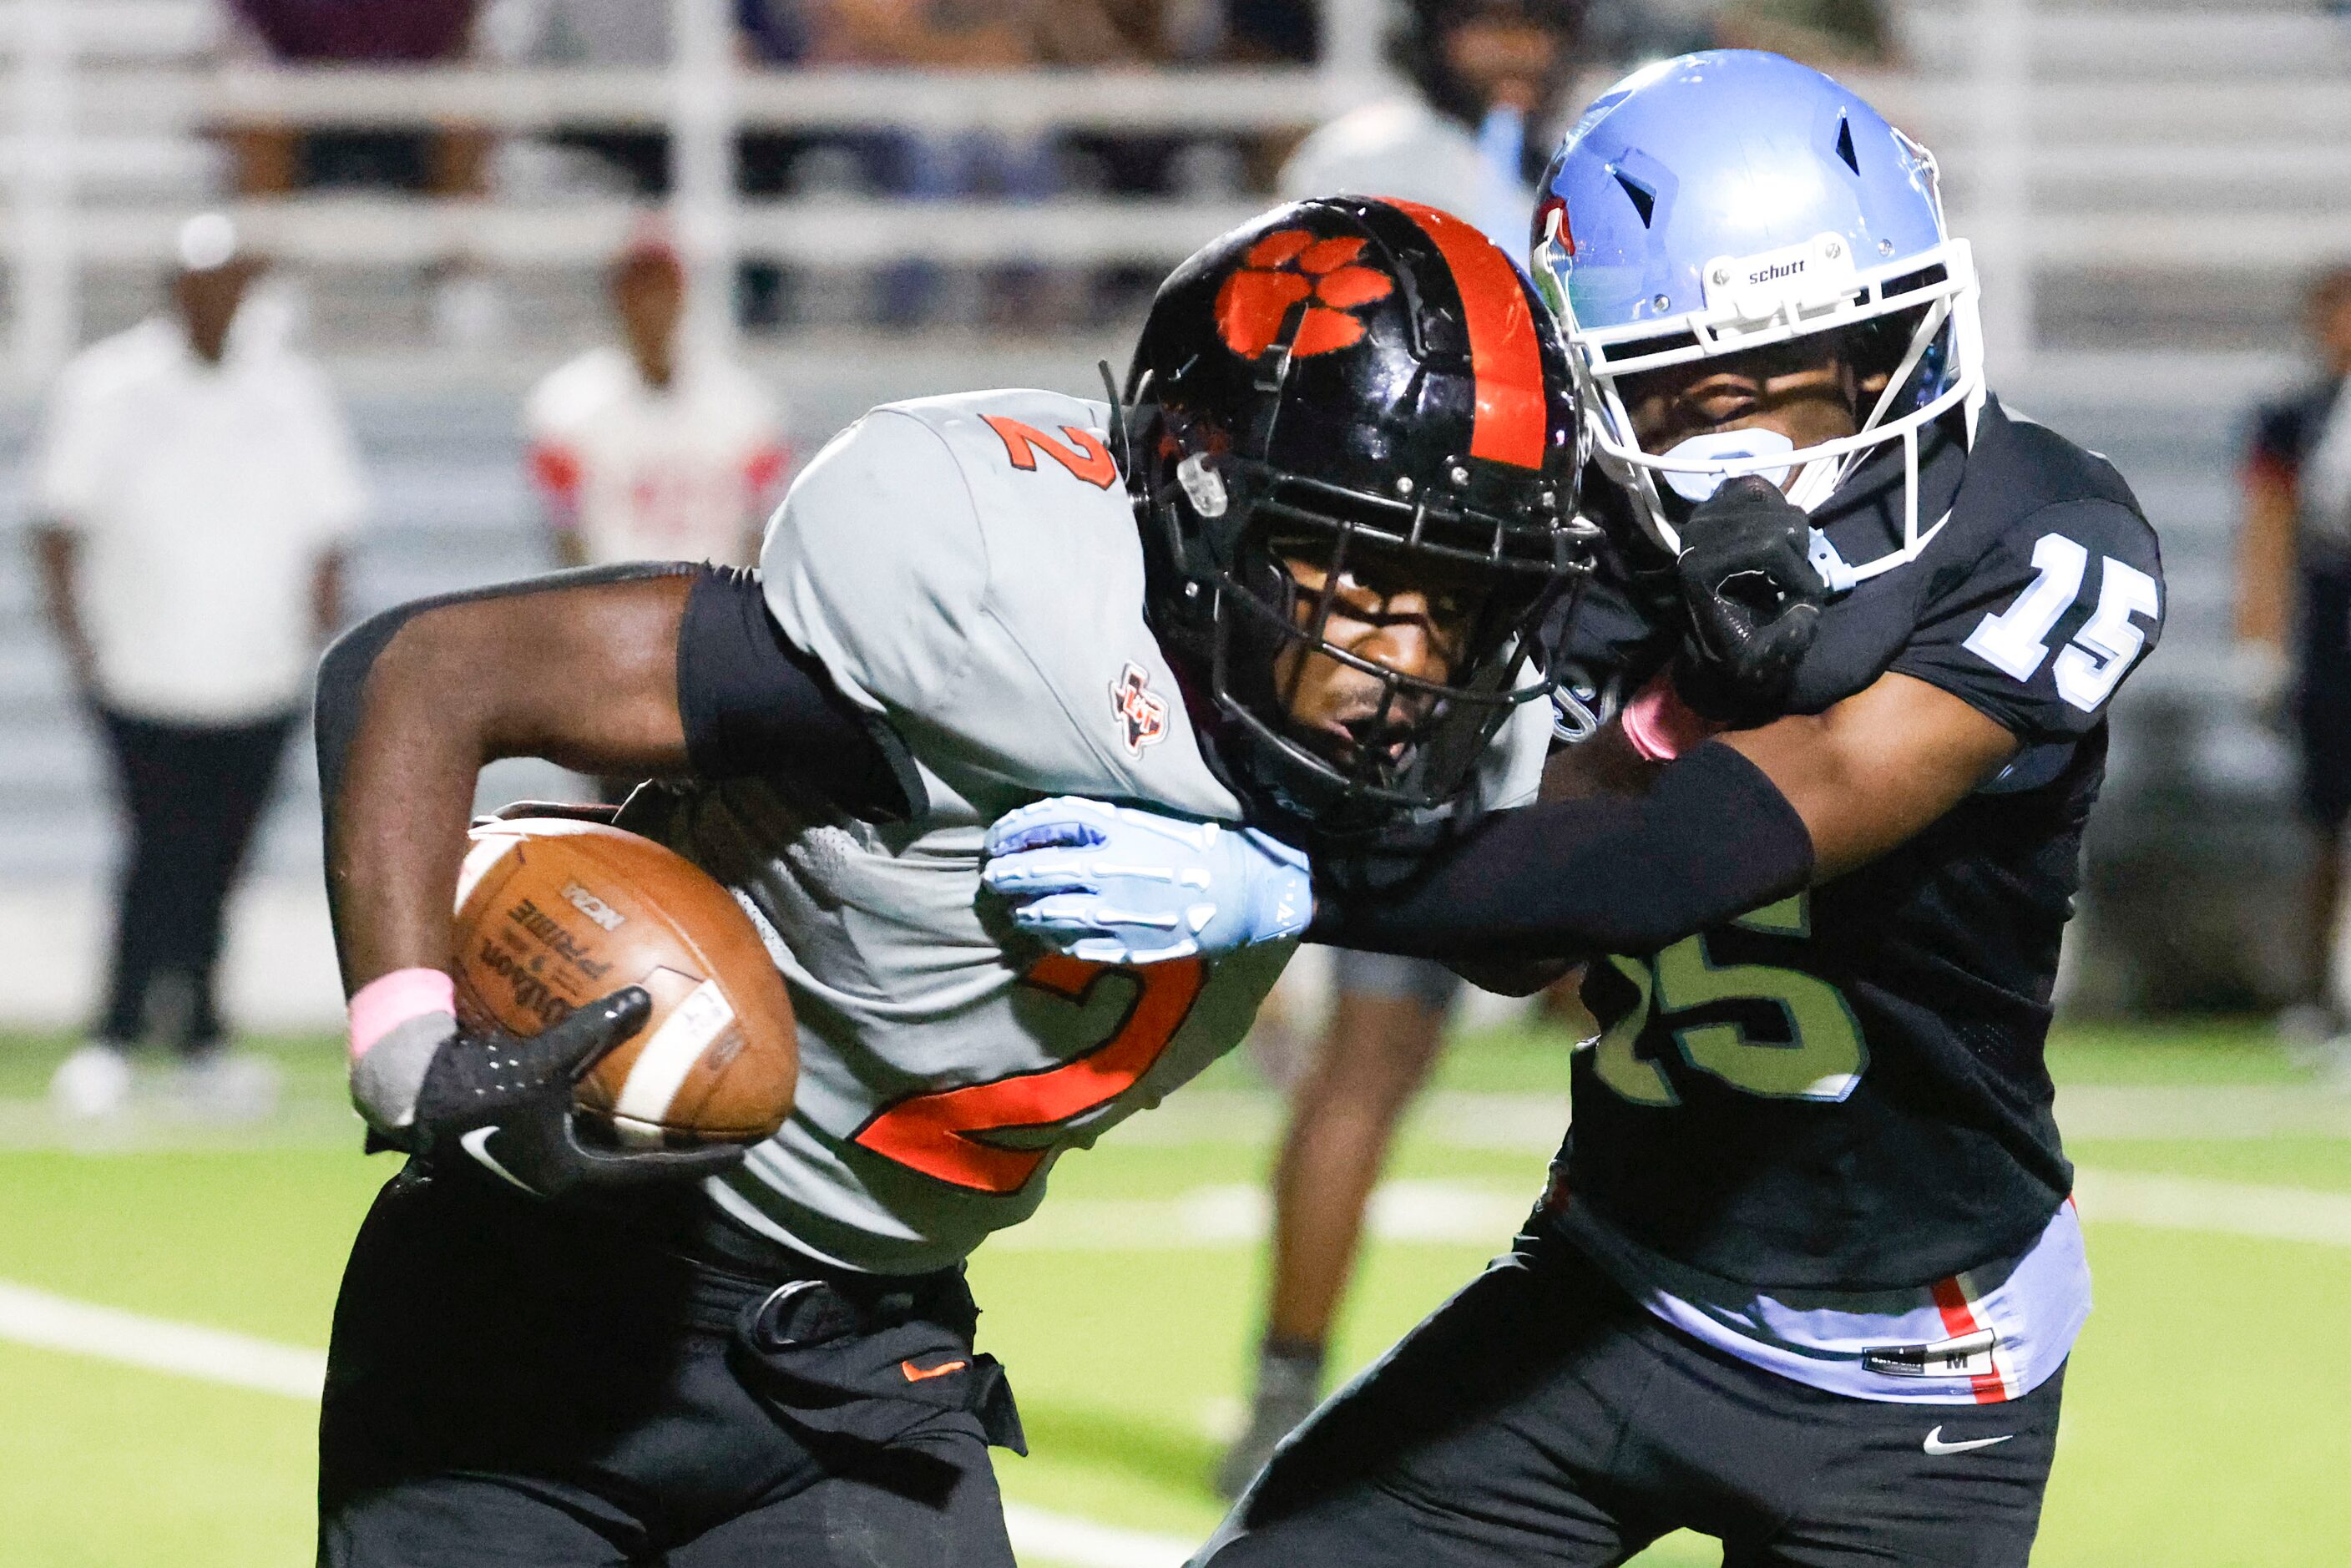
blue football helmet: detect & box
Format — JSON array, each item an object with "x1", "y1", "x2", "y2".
[{"x1": 1529, "y1": 50, "x2": 1984, "y2": 587}]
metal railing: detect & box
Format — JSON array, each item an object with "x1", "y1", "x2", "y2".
[{"x1": 2, "y1": 0, "x2": 2347, "y2": 386}]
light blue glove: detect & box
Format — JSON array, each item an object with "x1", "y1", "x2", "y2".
[{"x1": 980, "y1": 797, "x2": 1314, "y2": 965}]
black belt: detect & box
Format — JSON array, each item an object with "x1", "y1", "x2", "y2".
[
  {"x1": 649, "y1": 1202, "x2": 1023, "y2": 1454},
  {"x1": 724, "y1": 1272, "x2": 1025, "y2": 1454}
]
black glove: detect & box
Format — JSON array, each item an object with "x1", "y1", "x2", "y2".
[
  {"x1": 407, "y1": 987, "x2": 746, "y2": 1198},
  {"x1": 1671, "y1": 476, "x2": 1828, "y2": 725}
]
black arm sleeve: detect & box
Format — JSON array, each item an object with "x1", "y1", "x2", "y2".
[
  {"x1": 1307, "y1": 741, "x2": 1813, "y2": 962},
  {"x1": 314, "y1": 562, "x2": 922, "y2": 836},
  {"x1": 676, "y1": 566, "x2": 923, "y2": 822},
  {"x1": 315, "y1": 561, "x2": 697, "y2": 820}
]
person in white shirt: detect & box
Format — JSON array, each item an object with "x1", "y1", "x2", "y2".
[
  {"x1": 33, "y1": 214, "x2": 367, "y2": 1120},
  {"x1": 524, "y1": 234, "x2": 791, "y2": 574},
  {"x1": 1279, "y1": 0, "x2": 1583, "y2": 252},
  {"x1": 1222, "y1": 0, "x2": 1585, "y2": 1498}
]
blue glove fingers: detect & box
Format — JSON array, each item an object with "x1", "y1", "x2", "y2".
[
  {"x1": 983, "y1": 797, "x2": 1119, "y2": 856},
  {"x1": 1073, "y1": 933, "x2": 1200, "y2": 965},
  {"x1": 979, "y1": 842, "x2": 1104, "y2": 893},
  {"x1": 1005, "y1": 891, "x2": 1120, "y2": 940},
  {"x1": 987, "y1": 820, "x2": 1103, "y2": 856}
]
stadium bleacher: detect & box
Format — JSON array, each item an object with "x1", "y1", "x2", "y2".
[{"x1": 0, "y1": 0, "x2": 2340, "y2": 1021}]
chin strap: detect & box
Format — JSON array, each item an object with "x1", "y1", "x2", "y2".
[{"x1": 1097, "y1": 359, "x2": 1134, "y2": 483}]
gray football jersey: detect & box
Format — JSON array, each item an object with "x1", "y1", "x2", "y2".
[{"x1": 637, "y1": 388, "x2": 1549, "y2": 1274}]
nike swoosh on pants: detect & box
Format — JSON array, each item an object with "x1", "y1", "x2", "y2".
[
  {"x1": 902, "y1": 1358, "x2": 968, "y2": 1383},
  {"x1": 1922, "y1": 1424, "x2": 2014, "y2": 1456}
]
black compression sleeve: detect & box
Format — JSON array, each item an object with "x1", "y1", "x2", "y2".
[
  {"x1": 315, "y1": 562, "x2": 695, "y2": 820},
  {"x1": 675, "y1": 567, "x2": 924, "y2": 822},
  {"x1": 1308, "y1": 741, "x2": 1814, "y2": 961}
]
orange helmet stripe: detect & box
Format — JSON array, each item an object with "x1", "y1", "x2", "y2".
[{"x1": 1384, "y1": 200, "x2": 1550, "y2": 470}]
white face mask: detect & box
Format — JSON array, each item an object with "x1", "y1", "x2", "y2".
[{"x1": 1656, "y1": 427, "x2": 1797, "y2": 503}]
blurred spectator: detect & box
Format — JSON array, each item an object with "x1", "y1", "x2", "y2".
[
  {"x1": 33, "y1": 216, "x2": 366, "y2": 1122},
  {"x1": 1281, "y1": 0, "x2": 1583, "y2": 250},
  {"x1": 524, "y1": 232, "x2": 790, "y2": 573},
  {"x1": 1578, "y1": 0, "x2": 1719, "y2": 66},
  {"x1": 2238, "y1": 266, "x2": 2351, "y2": 1062},
  {"x1": 501, "y1": 0, "x2": 678, "y2": 198},
  {"x1": 525, "y1": 233, "x2": 789, "y2": 804},
  {"x1": 1225, "y1": 0, "x2": 1319, "y2": 62},
  {"x1": 1221, "y1": 0, "x2": 1585, "y2": 1503},
  {"x1": 1715, "y1": 0, "x2": 1895, "y2": 68},
  {"x1": 223, "y1": 0, "x2": 489, "y2": 197}
]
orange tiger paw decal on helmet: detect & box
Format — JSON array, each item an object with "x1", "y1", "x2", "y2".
[{"x1": 1215, "y1": 230, "x2": 1396, "y2": 361}]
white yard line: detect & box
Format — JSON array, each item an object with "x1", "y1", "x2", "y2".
[
  {"x1": 2071, "y1": 1169, "x2": 2351, "y2": 1247},
  {"x1": 4, "y1": 1079, "x2": 2348, "y2": 1155},
  {"x1": 997, "y1": 1171, "x2": 2351, "y2": 1253},
  {"x1": 3, "y1": 1171, "x2": 2348, "y2": 1562},
  {"x1": 5, "y1": 1161, "x2": 2350, "y2": 1562},
  {"x1": 1002, "y1": 1504, "x2": 1195, "y2": 1568},
  {"x1": 1087, "y1": 1084, "x2": 2351, "y2": 1155},
  {"x1": 0, "y1": 1278, "x2": 1190, "y2": 1568},
  {"x1": 0, "y1": 1280, "x2": 326, "y2": 1399},
  {"x1": 987, "y1": 1181, "x2": 1529, "y2": 1252}
]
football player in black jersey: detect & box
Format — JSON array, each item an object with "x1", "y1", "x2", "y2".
[{"x1": 984, "y1": 52, "x2": 2164, "y2": 1567}]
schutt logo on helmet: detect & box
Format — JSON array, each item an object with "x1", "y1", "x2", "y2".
[{"x1": 1213, "y1": 230, "x2": 1395, "y2": 361}]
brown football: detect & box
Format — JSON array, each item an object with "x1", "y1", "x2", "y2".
[{"x1": 450, "y1": 817, "x2": 796, "y2": 1147}]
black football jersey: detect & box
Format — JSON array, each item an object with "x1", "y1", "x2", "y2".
[{"x1": 1564, "y1": 398, "x2": 2164, "y2": 1291}]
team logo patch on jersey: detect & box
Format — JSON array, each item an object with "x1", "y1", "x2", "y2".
[
  {"x1": 1111, "y1": 662, "x2": 1170, "y2": 758},
  {"x1": 1215, "y1": 230, "x2": 1394, "y2": 360}
]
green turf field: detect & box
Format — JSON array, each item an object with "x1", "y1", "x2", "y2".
[{"x1": 3, "y1": 1019, "x2": 2347, "y2": 1566}]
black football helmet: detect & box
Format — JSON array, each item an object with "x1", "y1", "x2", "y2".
[{"x1": 1118, "y1": 195, "x2": 1595, "y2": 833}]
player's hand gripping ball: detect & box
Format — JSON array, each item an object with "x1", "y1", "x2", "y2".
[{"x1": 452, "y1": 818, "x2": 798, "y2": 1151}]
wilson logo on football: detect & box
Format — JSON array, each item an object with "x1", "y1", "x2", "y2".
[
  {"x1": 1214, "y1": 230, "x2": 1395, "y2": 361},
  {"x1": 1111, "y1": 661, "x2": 1170, "y2": 758}
]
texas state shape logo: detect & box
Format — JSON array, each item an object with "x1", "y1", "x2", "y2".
[{"x1": 1111, "y1": 662, "x2": 1170, "y2": 759}]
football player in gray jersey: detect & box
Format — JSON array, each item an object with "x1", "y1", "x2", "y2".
[{"x1": 306, "y1": 196, "x2": 1641, "y2": 1568}]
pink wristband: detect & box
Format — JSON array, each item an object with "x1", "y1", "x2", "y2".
[
  {"x1": 348, "y1": 968, "x2": 456, "y2": 1063},
  {"x1": 1620, "y1": 670, "x2": 1727, "y2": 764}
]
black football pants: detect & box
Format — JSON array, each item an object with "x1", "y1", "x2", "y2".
[
  {"x1": 94, "y1": 705, "x2": 295, "y2": 1052},
  {"x1": 1196, "y1": 1229, "x2": 2063, "y2": 1568},
  {"x1": 318, "y1": 1167, "x2": 1023, "y2": 1568}
]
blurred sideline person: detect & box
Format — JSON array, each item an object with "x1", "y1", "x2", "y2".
[
  {"x1": 524, "y1": 232, "x2": 791, "y2": 574},
  {"x1": 222, "y1": 0, "x2": 489, "y2": 197},
  {"x1": 1222, "y1": 0, "x2": 1585, "y2": 1497},
  {"x1": 1715, "y1": 0, "x2": 1896, "y2": 68},
  {"x1": 1279, "y1": 0, "x2": 1584, "y2": 252},
  {"x1": 35, "y1": 215, "x2": 366, "y2": 1120},
  {"x1": 2238, "y1": 265, "x2": 2351, "y2": 1061},
  {"x1": 525, "y1": 231, "x2": 791, "y2": 806}
]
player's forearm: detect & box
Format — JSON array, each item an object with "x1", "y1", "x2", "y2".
[
  {"x1": 28, "y1": 524, "x2": 94, "y2": 679},
  {"x1": 321, "y1": 646, "x2": 488, "y2": 992},
  {"x1": 2235, "y1": 483, "x2": 2296, "y2": 648},
  {"x1": 315, "y1": 569, "x2": 698, "y2": 994},
  {"x1": 311, "y1": 549, "x2": 345, "y2": 643},
  {"x1": 1309, "y1": 743, "x2": 1814, "y2": 962},
  {"x1": 1442, "y1": 721, "x2": 1665, "y2": 988}
]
